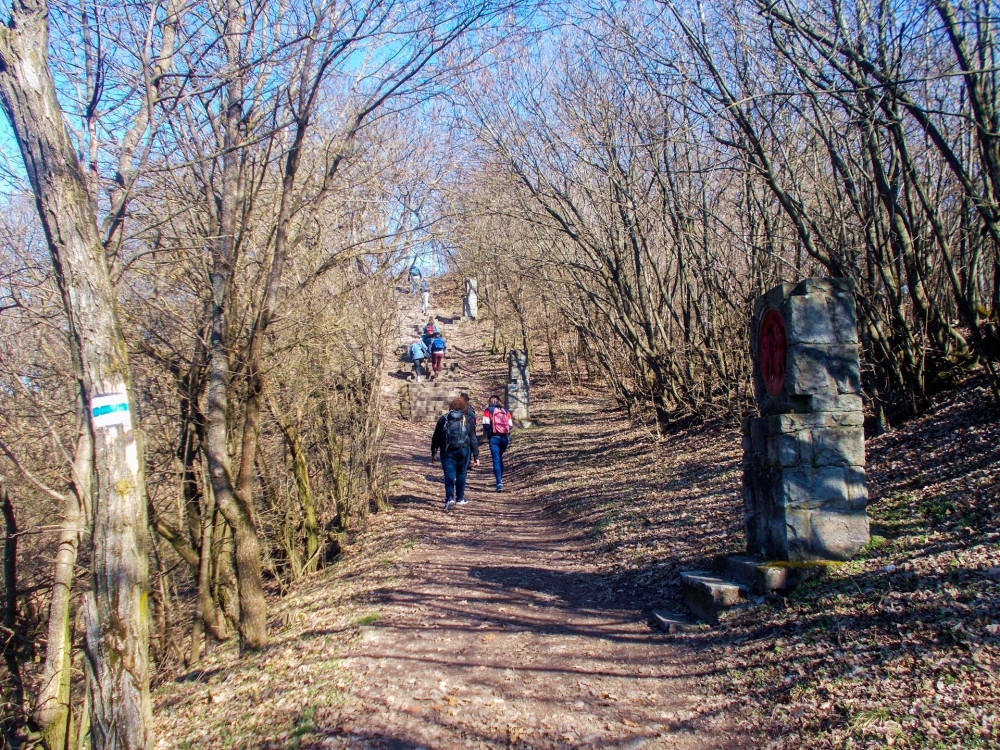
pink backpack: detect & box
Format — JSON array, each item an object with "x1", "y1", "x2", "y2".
[{"x1": 490, "y1": 407, "x2": 512, "y2": 435}]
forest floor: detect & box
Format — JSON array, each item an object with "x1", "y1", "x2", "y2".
[{"x1": 151, "y1": 287, "x2": 999, "y2": 750}]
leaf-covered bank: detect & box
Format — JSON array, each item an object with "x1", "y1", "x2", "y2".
[{"x1": 518, "y1": 374, "x2": 999, "y2": 749}]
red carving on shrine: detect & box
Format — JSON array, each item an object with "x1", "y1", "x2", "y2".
[{"x1": 759, "y1": 309, "x2": 787, "y2": 396}]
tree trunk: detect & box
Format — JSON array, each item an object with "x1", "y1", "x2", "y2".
[
  {"x1": 200, "y1": 0, "x2": 268, "y2": 651},
  {"x1": 1, "y1": 482, "x2": 24, "y2": 725},
  {"x1": 33, "y1": 390, "x2": 92, "y2": 750},
  {"x1": 0, "y1": 3, "x2": 152, "y2": 747}
]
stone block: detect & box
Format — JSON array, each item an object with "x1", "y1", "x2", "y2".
[
  {"x1": 680, "y1": 572, "x2": 748, "y2": 623},
  {"x1": 713, "y1": 554, "x2": 835, "y2": 593},
  {"x1": 781, "y1": 466, "x2": 850, "y2": 512},
  {"x1": 769, "y1": 412, "x2": 822, "y2": 432},
  {"x1": 807, "y1": 511, "x2": 870, "y2": 560},
  {"x1": 846, "y1": 467, "x2": 869, "y2": 509},
  {"x1": 779, "y1": 467, "x2": 812, "y2": 509},
  {"x1": 832, "y1": 411, "x2": 864, "y2": 427},
  {"x1": 649, "y1": 610, "x2": 698, "y2": 634},
  {"x1": 796, "y1": 429, "x2": 814, "y2": 465},
  {"x1": 787, "y1": 293, "x2": 836, "y2": 344},
  {"x1": 827, "y1": 345, "x2": 862, "y2": 394},
  {"x1": 767, "y1": 434, "x2": 800, "y2": 467},
  {"x1": 792, "y1": 277, "x2": 855, "y2": 298},
  {"x1": 713, "y1": 554, "x2": 784, "y2": 593},
  {"x1": 836, "y1": 394, "x2": 863, "y2": 412},
  {"x1": 811, "y1": 427, "x2": 865, "y2": 467},
  {"x1": 753, "y1": 282, "x2": 794, "y2": 323},
  {"x1": 810, "y1": 391, "x2": 864, "y2": 413},
  {"x1": 815, "y1": 466, "x2": 850, "y2": 507},
  {"x1": 783, "y1": 509, "x2": 811, "y2": 559},
  {"x1": 829, "y1": 287, "x2": 859, "y2": 344},
  {"x1": 786, "y1": 344, "x2": 834, "y2": 395}
]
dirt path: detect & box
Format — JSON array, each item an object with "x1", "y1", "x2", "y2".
[
  {"x1": 152, "y1": 290, "x2": 744, "y2": 749},
  {"x1": 326, "y1": 294, "x2": 740, "y2": 749}
]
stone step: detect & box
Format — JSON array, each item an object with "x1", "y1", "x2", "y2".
[
  {"x1": 648, "y1": 610, "x2": 699, "y2": 634},
  {"x1": 679, "y1": 571, "x2": 748, "y2": 624},
  {"x1": 712, "y1": 555, "x2": 788, "y2": 593},
  {"x1": 403, "y1": 379, "x2": 474, "y2": 422},
  {"x1": 711, "y1": 554, "x2": 837, "y2": 594}
]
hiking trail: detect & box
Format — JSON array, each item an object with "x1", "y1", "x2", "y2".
[
  {"x1": 152, "y1": 287, "x2": 745, "y2": 749},
  {"x1": 325, "y1": 290, "x2": 741, "y2": 748}
]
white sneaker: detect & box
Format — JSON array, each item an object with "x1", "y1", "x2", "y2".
[
  {"x1": 456, "y1": 498, "x2": 468, "y2": 506},
  {"x1": 444, "y1": 499, "x2": 454, "y2": 511}
]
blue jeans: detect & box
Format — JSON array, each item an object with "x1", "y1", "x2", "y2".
[
  {"x1": 489, "y1": 435, "x2": 509, "y2": 485},
  {"x1": 441, "y1": 448, "x2": 470, "y2": 502},
  {"x1": 412, "y1": 358, "x2": 426, "y2": 380}
]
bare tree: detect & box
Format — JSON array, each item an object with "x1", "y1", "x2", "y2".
[{"x1": 0, "y1": 0, "x2": 153, "y2": 746}]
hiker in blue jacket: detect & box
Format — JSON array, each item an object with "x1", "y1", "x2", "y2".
[
  {"x1": 409, "y1": 265, "x2": 422, "y2": 295},
  {"x1": 431, "y1": 396, "x2": 479, "y2": 511},
  {"x1": 409, "y1": 336, "x2": 430, "y2": 382},
  {"x1": 429, "y1": 332, "x2": 446, "y2": 380}
]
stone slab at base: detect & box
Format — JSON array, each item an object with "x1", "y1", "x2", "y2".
[
  {"x1": 711, "y1": 554, "x2": 840, "y2": 594},
  {"x1": 649, "y1": 610, "x2": 699, "y2": 634},
  {"x1": 680, "y1": 571, "x2": 748, "y2": 624}
]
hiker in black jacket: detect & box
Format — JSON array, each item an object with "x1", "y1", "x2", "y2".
[{"x1": 431, "y1": 395, "x2": 479, "y2": 511}]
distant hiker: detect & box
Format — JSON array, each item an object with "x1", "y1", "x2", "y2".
[
  {"x1": 421, "y1": 318, "x2": 439, "y2": 349},
  {"x1": 431, "y1": 396, "x2": 479, "y2": 511},
  {"x1": 409, "y1": 265, "x2": 422, "y2": 295},
  {"x1": 409, "y1": 336, "x2": 430, "y2": 382},
  {"x1": 429, "y1": 332, "x2": 446, "y2": 379},
  {"x1": 482, "y1": 395, "x2": 512, "y2": 492},
  {"x1": 421, "y1": 279, "x2": 430, "y2": 314}
]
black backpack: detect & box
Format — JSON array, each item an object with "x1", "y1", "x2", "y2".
[{"x1": 443, "y1": 410, "x2": 469, "y2": 450}]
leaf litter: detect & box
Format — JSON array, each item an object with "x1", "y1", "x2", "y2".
[{"x1": 153, "y1": 304, "x2": 997, "y2": 749}]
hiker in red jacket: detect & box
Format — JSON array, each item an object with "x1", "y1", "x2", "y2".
[{"x1": 482, "y1": 395, "x2": 512, "y2": 492}]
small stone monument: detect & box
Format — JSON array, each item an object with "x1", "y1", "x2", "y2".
[
  {"x1": 743, "y1": 278, "x2": 869, "y2": 561},
  {"x1": 463, "y1": 278, "x2": 478, "y2": 320},
  {"x1": 506, "y1": 349, "x2": 530, "y2": 425}
]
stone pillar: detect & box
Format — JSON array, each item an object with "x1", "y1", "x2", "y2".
[
  {"x1": 463, "y1": 278, "x2": 478, "y2": 320},
  {"x1": 743, "y1": 278, "x2": 869, "y2": 561},
  {"x1": 506, "y1": 349, "x2": 530, "y2": 424}
]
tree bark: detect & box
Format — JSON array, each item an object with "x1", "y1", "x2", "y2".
[
  {"x1": 1, "y1": 482, "x2": 24, "y2": 722},
  {"x1": 0, "y1": 2, "x2": 152, "y2": 747},
  {"x1": 200, "y1": 0, "x2": 268, "y2": 651},
  {"x1": 31, "y1": 403, "x2": 92, "y2": 750}
]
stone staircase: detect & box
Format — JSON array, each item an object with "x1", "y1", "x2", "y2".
[
  {"x1": 402, "y1": 378, "x2": 475, "y2": 422},
  {"x1": 395, "y1": 296, "x2": 471, "y2": 423},
  {"x1": 678, "y1": 554, "x2": 836, "y2": 624}
]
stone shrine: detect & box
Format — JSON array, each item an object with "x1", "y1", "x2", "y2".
[
  {"x1": 506, "y1": 349, "x2": 530, "y2": 425},
  {"x1": 743, "y1": 278, "x2": 869, "y2": 561},
  {"x1": 464, "y1": 278, "x2": 478, "y2": 320}
]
